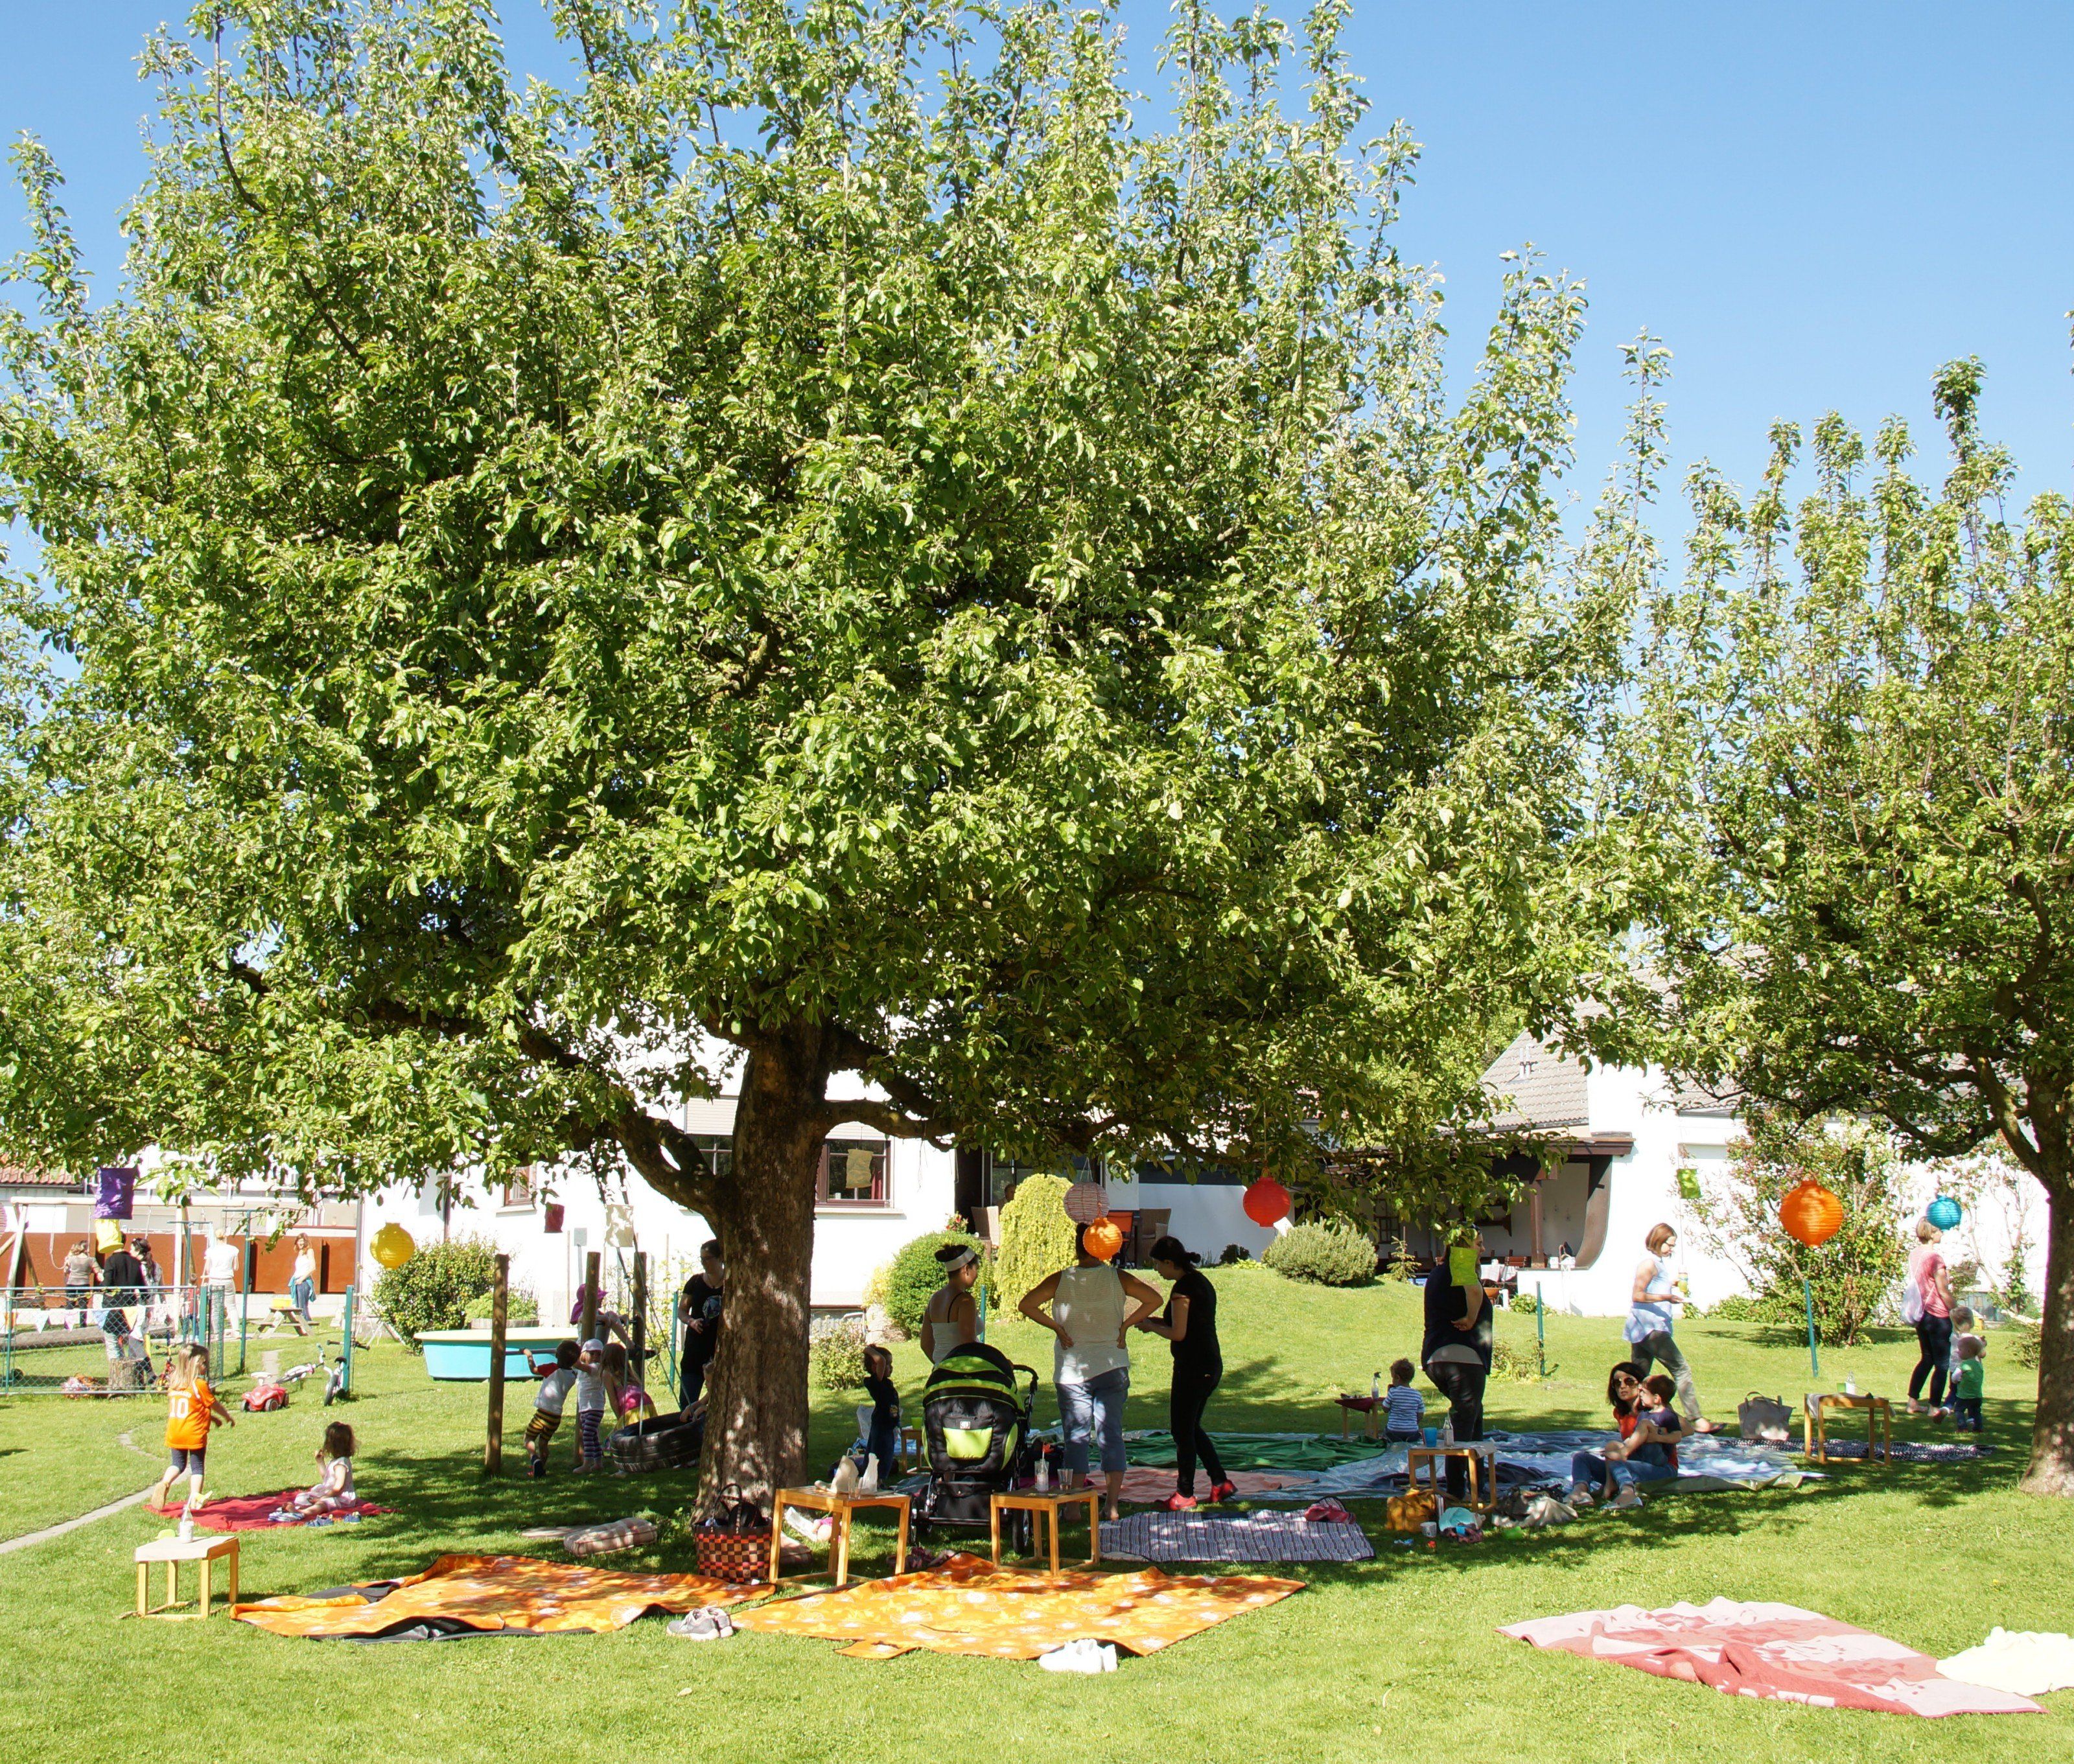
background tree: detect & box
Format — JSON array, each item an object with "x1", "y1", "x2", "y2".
[
  {"x1": 0, "y1": 0, "x2": 1625, "y2": 1507},
  {"x1": 1690, "y1": 1111, "x2": 1909, "y2": 1346},
  {"x1": 1620, "y1": 362, "x2": 2074, "y2": 1492}
]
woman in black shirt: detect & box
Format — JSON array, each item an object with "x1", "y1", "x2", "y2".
[
  {"x1": 1136, "y1": 1236, "x2": 1235, "y2": 1510},
  {"x1": 674, "y1": 1239, "x2": 724, "y2": 1410},
  {"x1": 1419, "y1": 1231, "x2": 1493, "y2": 1499}
]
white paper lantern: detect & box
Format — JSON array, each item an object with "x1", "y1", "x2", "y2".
[{"x1": 1063, "y1": 1181, "x2": 1110, "y2": 1224}]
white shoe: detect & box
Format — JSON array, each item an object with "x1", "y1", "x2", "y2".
[
  {"x1": 783, "y1": 1509, "x2": 832, "y2": 1545},
  {"x1": 1567, "y1": 1485, "x2": 1594, "y2": 1507},
  {"x1": 1038, "y1": 1637, "x2": 1115, "y2": 1674},
  {"x1": 1610, "y1": 1485, "x2": 1644, "y2": 1511}
]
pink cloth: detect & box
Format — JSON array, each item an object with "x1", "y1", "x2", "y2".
[
  {"x1": 1115, "y1": 1467, "x2": 1290, "y2": 1503},
  {"x1": 1501, "y1": 1600, "x2": 2041, "y2": 1717},
  {"x1": 1910, "y1": 1248, "x2": 1951, "y2": 1317},
  {"x1": 157, "y1": 1491, "x2": 392, "y2": 1533}
]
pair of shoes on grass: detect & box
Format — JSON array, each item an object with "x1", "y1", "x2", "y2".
[
  {"x1": 667, "y1": 1605, "x2": 735, "y2": 1642},
  {"x1": 1038, "y1": 1636, "x2": 1117, "y2": 1674}
]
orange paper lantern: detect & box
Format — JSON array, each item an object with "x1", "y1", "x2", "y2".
[
  {"x1": 1084, "y1": 1216, "x2": 1124, "y2": 1262},
  {"x1": 1242, "y1": 1176, "x2": 1292, "y2": 1227},
  {"x1": 1779, "y1": 1179, "x2": 1843, "y2": 1248}
]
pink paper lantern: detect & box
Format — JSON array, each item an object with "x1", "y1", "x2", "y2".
[{"x1": 1063, "y1": 1181, "x2": 1110, "y2": 1224}]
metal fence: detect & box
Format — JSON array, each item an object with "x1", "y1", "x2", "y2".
[{"x1": 0, "y1": 1284, "x2": 230, "y2": 1395}]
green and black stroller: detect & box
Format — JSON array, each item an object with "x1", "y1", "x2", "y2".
[{"x1": 916, "y1": 1341, "x2": 1041, "y2": 1546}]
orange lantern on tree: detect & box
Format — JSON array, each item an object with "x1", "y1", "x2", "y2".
[
  {"x1": 1084, "y1": 1216, "x2": 1124, "y2": 1262},
  {"x1": 1779, "y1": 1179, "x2": 1843, "y2": 1248}
]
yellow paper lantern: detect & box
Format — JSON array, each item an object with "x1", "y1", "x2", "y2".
[{"x1": 370, "y1": 1222, "x2": 417, "y2": 1270}]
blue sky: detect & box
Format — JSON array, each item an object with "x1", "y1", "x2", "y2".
[{"x1": 2, "y1": 1, "x2": 2069, "y2": 533}]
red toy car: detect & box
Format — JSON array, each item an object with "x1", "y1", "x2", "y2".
[{"x1": 243, "y1": 1381, "x2": 290, "y2": 1412}]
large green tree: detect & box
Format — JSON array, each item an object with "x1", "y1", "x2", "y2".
[
  {"x1": 1620, "y1": 363, "x2": 2074, "y2": 1492},
  {"x1": 0, "y1": 0, "x2": 1622, "y2": 1505}
]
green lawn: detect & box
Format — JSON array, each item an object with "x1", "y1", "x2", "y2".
[{"x1": 1, "y1": 1269, "x2": 2068, "y2": 1763}]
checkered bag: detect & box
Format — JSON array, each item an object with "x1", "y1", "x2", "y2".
[{"x1": 693, "y1": 1496, "x2": 771, "y2": 1584}]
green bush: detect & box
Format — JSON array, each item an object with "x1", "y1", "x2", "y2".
[
  {"x1": 462, "y1": 1288, "x2": 539, "y2": 1325},
  {"x1": 810, "y1": 1314, "x2": 870, "y2": 1391},
  {"x1": 880, "y1": 1229, "x2": 990, "y2": 1338},
  {"x1": 371, "y1": 1235, "x2": 501, "y2": 1348},
  {"x1": 995, "y1": 1173, "x2": 1079, "y2": 1305},
  {"x1": 1706, "y1": 1293, "x2": 1767, "y2": 1322},
  {"x1": 1262, "y1": 1220, "x2": 1376, "y2": 1286},
  {"x1": 1489, "y1": 1337, "x2": 1540, "y2": 1383},
  {"x1": 2011, "y1": 1320, "x2": 2042, "y2": 1370},
  {"x1": 1510, "y1": 1291, "x2": 1538, "y2": 1317}
]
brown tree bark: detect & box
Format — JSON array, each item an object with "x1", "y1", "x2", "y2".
[{"x1": 2020, "y1": 1178, "x2": 2074, "y2": 1496}]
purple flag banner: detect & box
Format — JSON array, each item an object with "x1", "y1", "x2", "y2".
[{"x1": 94, "y1": 1165, "x2": 138, "y2": 1220}]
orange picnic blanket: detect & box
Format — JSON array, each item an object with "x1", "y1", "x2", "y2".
[
  {"x1": 734, "y1": 1549, "x2": 1301, "y2": 1659},
  {"x1": 234, "y1": 1553, "x2": 762, "y2": 1638}
]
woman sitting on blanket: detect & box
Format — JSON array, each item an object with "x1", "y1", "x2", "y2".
[{"x1": 1570, "y1": 1369, "x2": 1683, "y2": 1511}]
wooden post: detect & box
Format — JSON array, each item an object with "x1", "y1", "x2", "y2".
[
  {"x1": 484, "y1": 1255, "x2": 509, "y2": 1476},
  {"x1": 630, "y1": 1250, "x2": 648, "y2": 1393},
  {"x1": 578, "y1": 1249, "x2": 601, "y2": 1346}
]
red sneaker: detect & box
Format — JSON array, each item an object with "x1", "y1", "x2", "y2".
[
  {"x1": 1207, "y1": 1480, "x2": 1239, "y2": 1505},
  {"x1": 1162, "y1": 1492, "x2": 1198, "y2": 1512}
]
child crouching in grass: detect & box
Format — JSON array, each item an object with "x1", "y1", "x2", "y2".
[
  {"x1": 152, "y1": 1343, "x2": 231, "y2": 1511},
  {"x1": 293, "y1": 1421, "x2": 358, "y2": 1513}
]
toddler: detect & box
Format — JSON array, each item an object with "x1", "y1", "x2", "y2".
[
  {"x1": 1382, "y1": 1358, "x2": 1425, "y2": 1443},
  {"x1": 572, "y1": 1337, "x2": 616, "y2": 1472},
  {"x1": 294, "y1": 1421, "x2": 358, "y2": 1513},
  {"x1": 1948, "y1": 1306, "x2": 1984, "y2": 1384},
  {"x1": 1950, "y1": 1336, "x2": 1986, "y2": 1432},
  {"x1": 523, "y1": 1340, "x2": 580, "y2": 1479},
  {"x1": 857, "y1": 1343, "x2": 901, "y2": 1478},
  {"x1": 151, "y1": 1343, "x2": 232, "y2": 1511},
  {"x1": 601, "y1": 1341, "x2": 655, "y2": 1422}
]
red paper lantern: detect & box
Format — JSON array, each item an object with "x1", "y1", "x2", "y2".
[
  {"x1": 1242, "y1": 1176, "x2": 1292, "y2": 1227},
  {"x1": 543, "y1": 1203, "x2": 566, "y2": 1235},
  {"x1": 1780, "y1": 1179, "x2": 1843, "y2": 1248},
  {"x1": 1085, "y1": 1216, "x2": 1124, "y2": 1262}
]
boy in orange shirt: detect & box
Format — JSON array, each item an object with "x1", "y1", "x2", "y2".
[{"x1": 151, "y1": 1343, "x2": 232, "y2": 1511}]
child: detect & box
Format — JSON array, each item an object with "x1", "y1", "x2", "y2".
[
  {"x1": 600, "y1": 1341, "x2": 655, "y2": 1423},
  {"x1": 152, "y1": 1343, "x2": 231, "y2": 1511},
  {"x1": 293, "y1": 1421, "x2": 358, "y2": 1513},
  {"x1": 1950, "y1": 1336, "x2": 1986, "y2": 1432},
  {"x1": 572, "y1": 1337, "x2": 616, "y2": 1472},
  {"x1": 1948, "y1": 1306, "x2": 1984, "y2": 1386},
  {"x1": 524, "y1": 1340, "x2": 581, "y2": 1480},
  {"x1": 858, "y1": 1344, "x2": 901, "y2": 1478},
  {"x1": 1382, "y1": 1358, "x2": 1425, "y2": 1443}
]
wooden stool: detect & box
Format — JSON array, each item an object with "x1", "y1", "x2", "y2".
[
  {"x1": 767, "y1": 1487, "x2": 910, "y2": 1588},
  {"x1": 990, "y1": 1487, "x2": 1101, "y2": 1572},
  {"x1": 900, "y1": 1425, "x2": 926, "y2": 1471},
  {"x1": 1804, "y1": 1393, "x2": 1893, "y2": 1465},
  {"x1": 134, "y1": 1534, "x2": 239, "y2": 1619},
  {"x1": 1334, "y1": 1394, "x2": 1382, "y2": 1439},
  {"x1": 1406, "y1": 1446, "x2": 1495, "y2": 1551}
]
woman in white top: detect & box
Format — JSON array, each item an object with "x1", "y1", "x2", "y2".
[
  {"x1": 1020, "y1": 1227, "x2": 1162, "y2": 1520},
  {"x1": 290, "y1": 1235, "x2": 318, "y2": 1324},
  {"x1": 1624, "y1": 1222, "x2": 1711, "y2": 1431},
  {"x1": 920, "y1": 1242, "x2": 983, "y2": 1365}
]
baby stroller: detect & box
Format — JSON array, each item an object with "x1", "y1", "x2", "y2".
[{"x1": 916, "y1": 1341, "x2": 1041, "y2": 1550}]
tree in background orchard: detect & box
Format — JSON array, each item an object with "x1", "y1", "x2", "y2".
[
  {"x1": 1618, "y1": 360, "x2": 2074, "y2": 1492},
  {"x1": 0, "y1": 0, "x2": 1634, "y2": 1509}
]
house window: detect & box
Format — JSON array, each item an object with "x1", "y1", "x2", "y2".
[
  {"x1": 500, "y1": 1168, "x2": 536, "y2": 1209},
  {"x1": 689, "y1": 1135, "x2": 732, "y2": 1179},
  {"x1": 818, "y1": 1139, "x2": 888, "y2": 1206}
]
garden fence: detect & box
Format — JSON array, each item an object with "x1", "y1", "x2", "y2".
[{"x1": 0, "y1": 1283, "x2": 229, "y2": 1395}]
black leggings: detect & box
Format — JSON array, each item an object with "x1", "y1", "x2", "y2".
[
  {"x1": 1909, "y1": 1315, "x2": 1953, "y2": 1405},
  {"x1": 1170, "y1": 1365, "x2": 1227, "y2": 1494},
  {"x1": 1423, "y1": 1359, "x2": 1488, "y2": 1498}
]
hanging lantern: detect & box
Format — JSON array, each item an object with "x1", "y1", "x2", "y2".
[
  {"x1": 369, "y1": 1222, "x2": 417, "y2": 1270},
  {"x1": 1085, "y1": 1216, "x2": 1124, "y2": 1262},
  {"x1": 1779, "y1": 1179, "x2": 1843, "y2": 1248},
  {"x1": 1242, "y1": 1176, "x2": 1292, "y2": 1227},
  {"x1": 94, "y1": 1166, "x2": 138, "y2": 1220},
  {"x1": 1063, "y1": 1181, "x2": 1110, "y2": 1224},
  {"x1": 543, "y1": 1203, "x2": 565, "y2": 1235},
  {"x1": 1926, "y1": 1194, "x2": 1963, "y2": 1232}
]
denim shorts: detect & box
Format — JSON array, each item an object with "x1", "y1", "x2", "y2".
[{"x1": 1057, "y1": 1367, "x2": 1130, "y2": 1475}]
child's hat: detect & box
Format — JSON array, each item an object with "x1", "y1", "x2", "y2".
[{"x1": 582, "y1": 1337, "x2": 606, "y2": 1353}]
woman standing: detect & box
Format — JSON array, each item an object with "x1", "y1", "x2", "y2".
[
  {"x1": 62, "y1": 1239, "x2": 96, "y2": 1328},
  {"x1": 289, "y1": 1235, "x2": 317, "y2": 1325},
  {"x1": 1419, "y1": 1230, "x2": 1491, "y2": 1500},
  {"x1": 1136, "y1": 1236, "x2": 1237, "y2": 1511},
  {"x1": 675, "y1": 1239, "x2": 725, "y2": 1409},
  {"x1": 1906, "y1": 1219, "x2": 1957, "y2": 1416},
  {"x1": 920, "y1": 1242, "x2": 981, "y2": 1365},
  {"x1": 1625, "y1": 1223, "x2": 1712, "y2": 1432},
  {"x1": 1020, "y1": 1227, "x2": 1161, "y2": 1521}
]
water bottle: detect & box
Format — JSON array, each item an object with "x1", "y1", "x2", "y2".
[
  {"x1": 1371, "y1": 1371, "x2": 1381, "y2": 1402},
  {"x1": 1036, "y1": 1454, "x2": 1051, "y2": 1492},
  {"x1": 1441, "y1": 1415, "x2": 1455, "y2": 1448}
]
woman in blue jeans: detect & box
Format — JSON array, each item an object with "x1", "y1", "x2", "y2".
[
  {"x1": 1020, "y1": 1227, "x2": 1162, "y2": 1520},
  {"x1": 1571, "y1": 1369, "x2": 1684, "y2": 1511}
]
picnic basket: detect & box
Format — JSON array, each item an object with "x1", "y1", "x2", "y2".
[{"x1": 693, "y1": 1496, "x2": 771, "y2": 1584}]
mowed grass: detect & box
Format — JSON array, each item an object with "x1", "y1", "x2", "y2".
[{"x1": 1, "y1": 1269, "x2": 2069, "y2": 1764}]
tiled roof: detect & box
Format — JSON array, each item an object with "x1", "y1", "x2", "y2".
[
  {"x1": 0, "y1": 1164, "x2": 78, "y2": 1189},
  {"x1": 1480, "y1": 1030, "x2": 1590, "y2": 1132},
  {"x1": 1663, "y1": 1076, "x2": 1743, "y2": 1118}
]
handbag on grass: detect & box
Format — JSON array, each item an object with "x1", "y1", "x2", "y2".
[{"x1": 1738, "y1": 1391, "x2": 1793, "y2": 1444}]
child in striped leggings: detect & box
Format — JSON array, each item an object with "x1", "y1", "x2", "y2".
[{"x1": 573, "y1": 1338, "x2": 614, "y2": 1472}]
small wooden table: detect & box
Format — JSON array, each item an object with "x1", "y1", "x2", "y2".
[
  {"x1": 990, "y1": 1487, "x2": 1101, "y2": 1572},
  {"x1": 134, "y1": 1534, "x2": 239, "y2": 1619},
  {"x1": 1406, "y1": 1446, "x2": 1495, "y2": 1550},
  {"x1": 1334, "y1": 1394, "x2": 1382, "y2": 1439},
  {"x1": 1804, "y1": 1393, "x2": 1893, "y2": 1464},
  {"x1": 767, "y1": 1487, "x2": 910, "y2": 1588}
]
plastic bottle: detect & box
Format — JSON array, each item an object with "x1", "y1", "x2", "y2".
[
  {"x1": 1371, "y1": 1371, "x2": 1381, "y2": 1402},
  {"x1": 1441, "y1": 1415, "x2": 1455, "y2": 1448},
  {"x1": 1036, "y1": 1454, "x2": 1051, "y2": 1492}
]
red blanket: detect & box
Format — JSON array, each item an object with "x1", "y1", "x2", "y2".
[
  {"x1": 1502, "y1": 1600, "x2": 2042, "y2": 1717},
  {"x1": 153, "y1": 1491, "x2": 392, "y2": 1533}
]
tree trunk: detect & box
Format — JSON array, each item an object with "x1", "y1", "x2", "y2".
[
  {"x1": 695, "y1": 1030, "x2": 828, "y2": 1518},
  {"x1": 2020, "y1": 1177, "x2": 2074, "y2": 1496}
]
